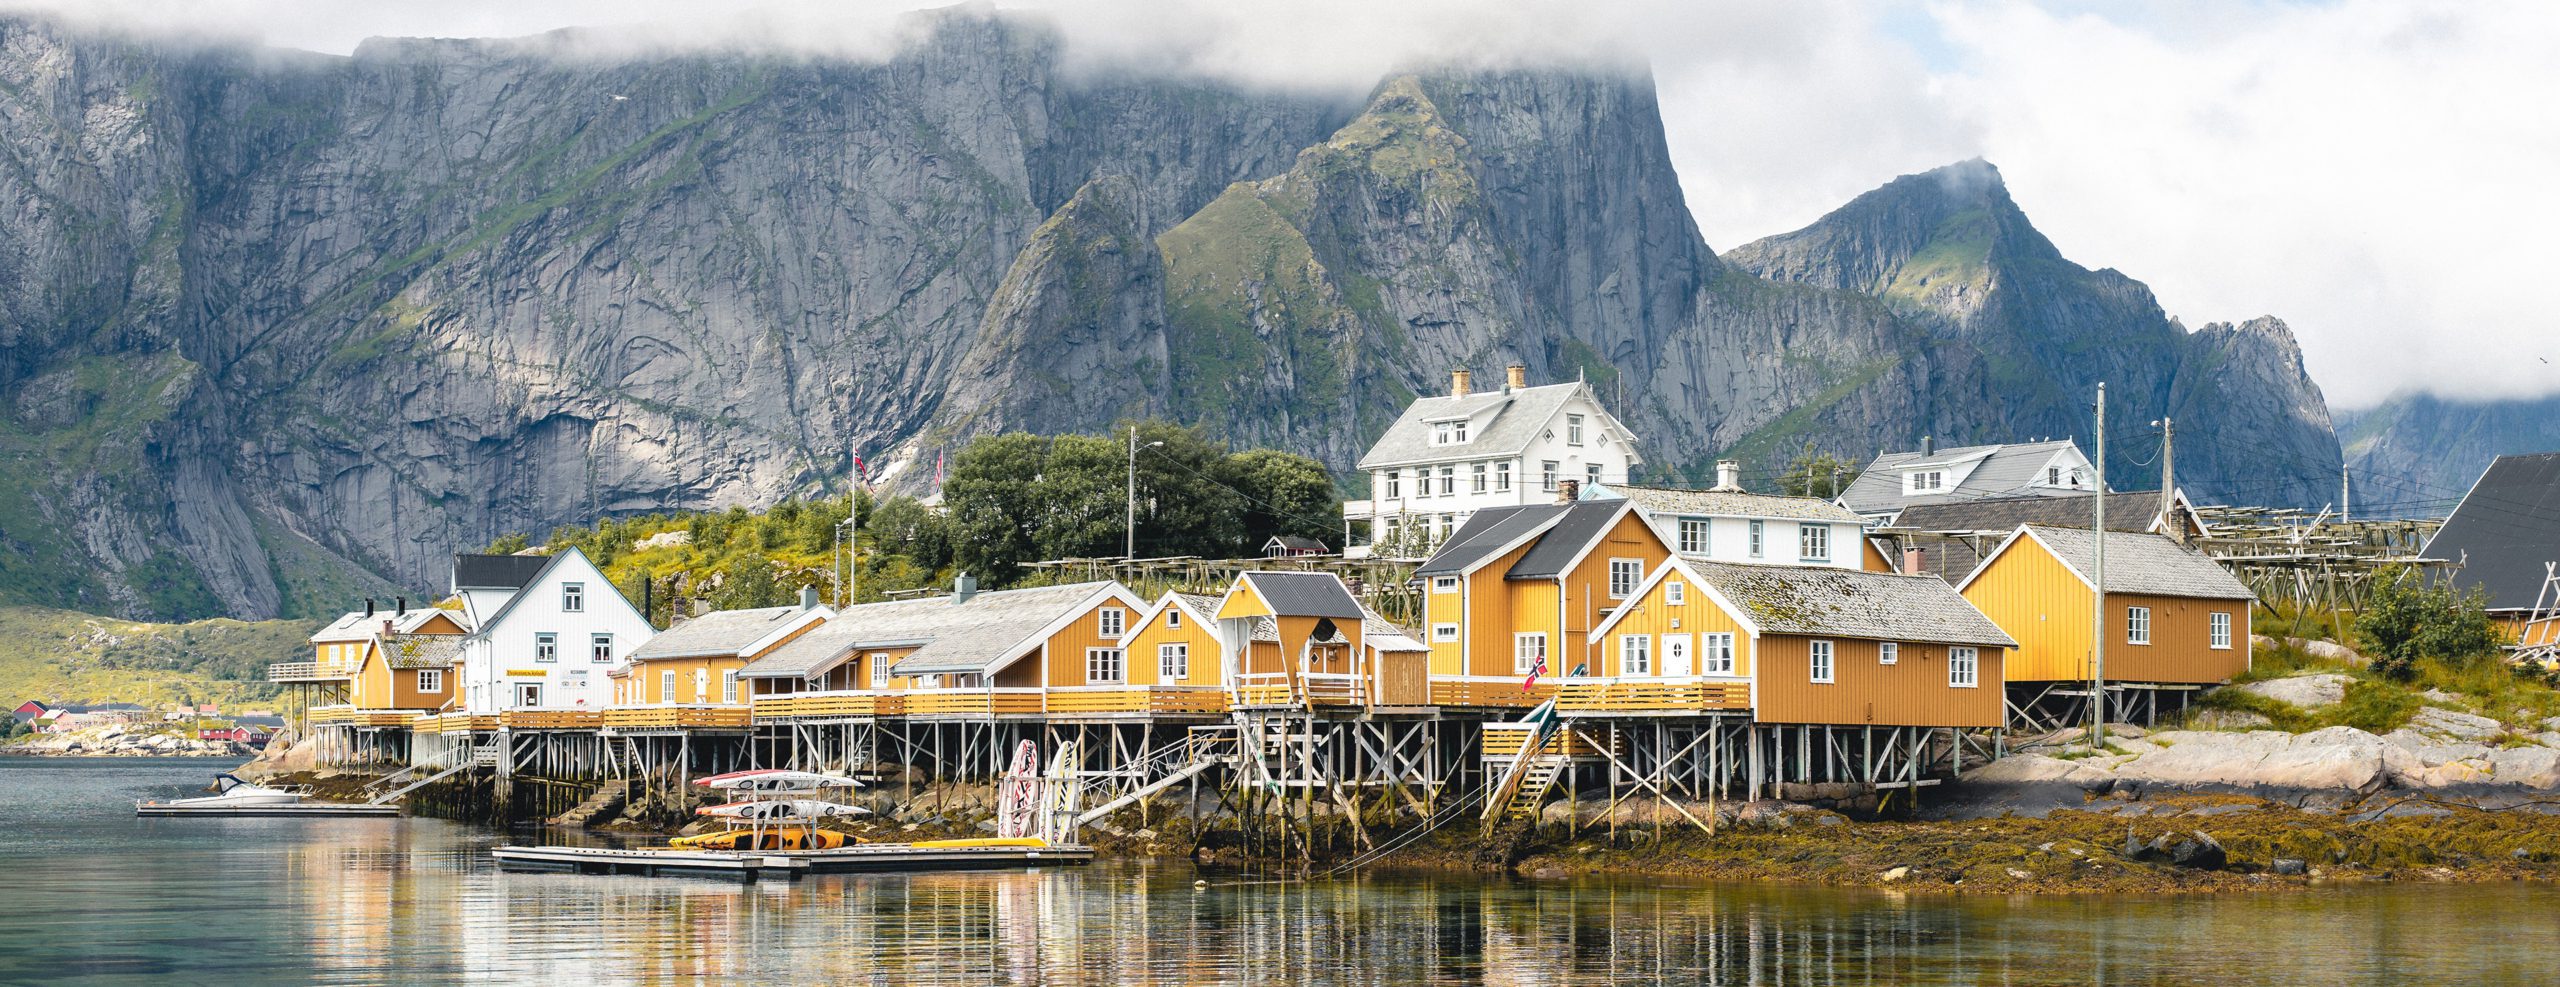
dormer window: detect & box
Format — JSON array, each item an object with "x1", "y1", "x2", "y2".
[
  {"x1": 1904, "y1": 470, "x2": 1945, "y2": 494},
  {"x1": 1431, "y1": 419, "x2": 1470, "y2": 445}
]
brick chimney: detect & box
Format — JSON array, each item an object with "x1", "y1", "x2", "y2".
[
  {"x1": 1505, "y1": 364, "x2": 1527, "y2": 390},
  {"x1": 1556, "y1": 478, "x2": 1581, "y2": 503},
  {"x1": 1712, "y1": 460, "x2": 1743, "y2": 492},
  {"x1": 1904, "y1": 547, "x2": 1925, "y2": 576},
  {"x1": 1449, "y1": 368, "x2": 1472, "y2": 398}
]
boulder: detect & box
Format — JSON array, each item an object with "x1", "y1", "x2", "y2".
[
  {"x1": 2187, "y1": 709, "x2": 2272, "y2": 731},
  {"x1": 2485, "y1": 746, "x2": 2560, "y2": 788},
  {"x1": 2405, "y1": 707, "x2": 2503, "y2": 743},
  {"x1": 2272, "y1": 858, "x2": 2308, "y2": 875},
  {"x1": 2121, "y1": 728, "x2": 2410, "y2": 793},
  {"x1": 2295, "y1": 639, "x2": 2363, "y2": 663},
  {"x1": 2232, "y1": 674, "x2": 2353, "y2": 709}
]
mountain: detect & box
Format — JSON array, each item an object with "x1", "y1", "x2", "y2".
[
  {"x1": 2340, "y1": 395, "x2": 2560, "y2": 516},
  {"x1": 0, "y1": 11, "x2": 2346, "y2": 622}
]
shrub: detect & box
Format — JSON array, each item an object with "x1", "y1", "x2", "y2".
[{"x1": 2357, "y1": 567, "x2": 2500, "y2": 679}]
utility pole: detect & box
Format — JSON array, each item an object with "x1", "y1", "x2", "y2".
[
  {"x1": 2091, "y1": 383, "x2": 2108, "y2": 750},
  {"x1": 2341, "y1": 464, "x2": 2351, "y2": 523},
  {"x1": 1126, "y1": 426, "x2": 1163, "y2": 561}
]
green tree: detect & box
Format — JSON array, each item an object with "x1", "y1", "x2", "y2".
[
  {"x1": 866, "y1": 495, "x2": 953, "y2": 572},
  {"x1": 2357, "y1": 567, "x2": 2502, "y2": 679},
  {"x1": 946, "y1": 432, "x2": 1053, "y2": 585},
  {"x1": 1225, "y1": 448, "x2": 1338, "y2": 550},
  {"x1": 1776, "y1": 443, "x2": 1861, "y2": 498}
]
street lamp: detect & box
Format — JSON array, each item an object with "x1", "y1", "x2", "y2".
[{"x1": 1128, "y1": 427, "x2": 1164, "y2": 561}]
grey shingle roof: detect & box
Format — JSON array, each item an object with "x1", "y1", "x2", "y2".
[
  {"x1": 1839, "y1": 440, "x2": 2099, "y2": 516},
  {"x1": 1506, "y1": 501, "x2": 1630, "y2": 580},
  {"x1": 1415, "y1": 504, "x2": 1564, "y2": 576},
  {"x1": 378, "y1": 634, "x2": 463, "y2": 670},
  {"x1": 1357, "y1": 603, "x2": 1428, "y2": 652},
  {"x1": 1891, "y1": 491, "x2": 2166, "y2": 534},
  {"x1": 2421, "y1": 452, "x2": 2560, "y2": 612},
  {"x1": 2005, "y1": 525, "x2": 2256, "y2": 600},
  {"x1": 1171, "y1": 593, "x2": 1222, "y2": 620},
  {"x1": 739, "y1": 582, "x2": 1122, "y2": 679},
  {"x1": 311, "y1": 606, "x2": 469, "y2": 643},
  {"x1": 1686, "y1": 561, "x2": 2017, "y2": 648},
  {"x1": 1240, "y1": 572, "x2": 1364, "y2": 619},
  {"x1": 631, "y1": 605, "x2": 808, "y2": 661},
  {"x1": 1604, "y1": 484, "x2": 1868, "y2": 525},
  {"x1": 1354, "y1": 382, "x2": 1638, "y2": 470}
]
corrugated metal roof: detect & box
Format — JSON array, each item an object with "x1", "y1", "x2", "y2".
[
  {"x1": 1414, "y1": 505, "x2": 1565, "y2": 576},
  {"x1": 2011, "y1": 525, "x2": 2256, "y2": 600},
  {"x1": 451, "y1": 553, "x2": 551, "y2": 590},
  {"x1": 631, "y1": 605, "x2": 806, "y2": 661},
  {"x1": 1686, "y1": 561, "x2": 2017, "y2": 648},
  {"x1": 1840, "y1": 440, "x2": 2097, "y2": 515},
  {"x1": 2422, "y1": 452, "x2": 2560, "y2": 612},
  {"x1": 1240, "y1": 572, "x2": 1364, "y2": 619},
  {"x1": 1356, "y1": 382, "x2": 1629, "y2": 470},
  {"x1": 1506, "y1": 501, "x2": 1628, "y2": 580},
  {"x1": 1601, "y1": 483, "x2": 1868, "y2": 525}
]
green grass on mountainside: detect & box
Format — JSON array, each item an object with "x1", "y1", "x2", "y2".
[{"x1": 0, "y1": 606, "x2": 313, "y2": 708}]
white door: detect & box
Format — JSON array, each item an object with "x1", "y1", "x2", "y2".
[
  {"x1": 1660, "y1": 635, "x2": 1693, "y2": 677},
  {"x1": 513, "y1": 682, "x2": 544, "y2": 708}
]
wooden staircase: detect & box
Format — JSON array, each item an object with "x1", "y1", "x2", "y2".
[
  {"x1": 1502, "y1": 757, "x2": 1567, "y2": 820},
  {"x1": 551, "y1": 780, "x2": 629, "y2": 828}
]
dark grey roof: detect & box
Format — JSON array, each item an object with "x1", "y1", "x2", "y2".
[
  {"x1": 1415, "y1": 504, "x2": 1565, "y2": 576},
  {"x1": 1355, "y1": 381, "x2": 1638, "y2": 470},
  {"x1": 1241, "y1": 572, "x2": 1364, "y2": 620},
  {"x1": 1265, "y1": 535, "x2": 1327, "y2": 552},
  {"x1": 631, "y1": 605, "x2": 808, "y2": 661},
  {"x1": 1891, "y1": 491, "x2": 2166, "y2": 534},
  {"x1": 1601, "y1": 484, "x2": 1868, "y2": 525},
  {"x1": 740, "y1": 582, "x2": 1121, "y2": 679},
  {"x1": 1506, "y1": 501, "x2": 1630, "y2": 580},
  {"x1": 2423, "y1": 452, "x2": 2560, "y2": 612},
  {"x1": 1840, "y1": 440, "x2": 2100, "y2": 516},
  {"x1": 452, "y1": 553, "x2": 550, "y2": 590},
  {"x1": 1999, "y1": 525, "x2": 2256, "y2": 600},
  {"x1": 1684, "y1": 561, "x2": 2017, "y2": 648}
]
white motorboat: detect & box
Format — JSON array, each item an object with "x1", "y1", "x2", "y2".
[{"x1": 146, "y1": 773, "x2": 308, "y2": 808}]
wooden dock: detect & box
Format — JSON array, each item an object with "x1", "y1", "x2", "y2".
[
  {"x1": 490, "y1": 841, "x2": 1095, "y2": 881},
  {"x1": 136, "y1": 802, "x2": 402, "y2": 818}
]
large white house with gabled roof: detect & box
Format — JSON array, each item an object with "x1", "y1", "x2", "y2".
[
  {"x1": 1344, "y1": 365, "x2": 1641, "y2": 558},
  {"x1": 450, "y1": 548, "x2": 656, "y2": 713},
  {"x1": 1837, "y1": 438, "x2": 2102, "y2": 524}
]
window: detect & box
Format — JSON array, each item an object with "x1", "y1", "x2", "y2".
[
  {"x1": 562, "y1": 582, "x2": 585, "y2": 612},
  {"x1": 1810, "y1": 640, "x2": 1835, "y2": 683},
  {"x1": 723, "y1": 670, "x2": 739, "y2": 704},
  {"x1": 1906, "y1": 470, "x2": 1945, "y2": 493},
  {"x1": 1608, "y1": 559, "x2": 1643, "y2": 599},
  {"x1": 1385, "y1": 471, "x2": 1401, "y2": 499},
  {"x1": 1678, "y1": 518, "x2": 1710, "y2": 555},
  {"x1": 1878, "y1": 642, "x2": 1899, "y2": 666},
  {"x1": 1702, "y1": 633, "x2": 1736, "y2": 675},
  {"x1": 1432, "y1": 623, "x2": 1460, "y2": 642},
  {"x1": 1799, "y1": 523, "x2": 1831, "y2": 561},
  {"x1": 1098, "y1": 608, "x2": 1125, "y2": 637},
  {"x1": 1586, "y1": 464, "x2": 1602, "y2": 487},
  {"x1": 1666, "y1": 580, "x2": 1686, "y2": 606},
  {"x1": 1438, "y1": 514, "x2": 1455, "y2": 540},
  {"x1": 1567, "y1": 413, "x2": 1586, "y2": 446},
  {"x1": 535, "y1": 632, "x2": 558, "y2": 663},
  {"x1": 415, "y1": 669, "x2": 442, "y2": 693},
  {"x1": 1950, "y1": 647, "x2": 1979, "y2": 688},
  {"x1": 1542, "y1": 461, "x2": 1560, "y2": 491},
  {"x1": 1432, "y1": 576, "x2": 1459, "y2": 594},
  {"x1": 1166, "y1": 608, "x2": 1183, "y2": 629},
  {"x1": 1495, "y1": 462, "x2": 1512, "y2": 491},
  {"x1": 1439, "y1": 465, "x2": 1456, "y2": 496},
  {"x1": 1513, "y1": 633, "x2": 1548, "y2": 674},
  {"x1": 661, "y1": 670, "x2": 676, "y2": 703},
  {"x1": 1085, "y1": 647, "x2": 1126, "y2": 684},
  {"x1": 2047, "y1": 466, "x2": 2062, "y2": 486},
  {"x1": 1431, "y1": 419, "x2": 1470, "y2": 445},
  {"x1": 2128, "y1": 606, "x2": 2152, "y2": 645},
  {"x1": 1620, "y1": 634, "x2": 1651, "y2": 675},
  {"x1": 1748, "y1": 520, "x2": 1765, "y2": 558},
  {"x1": 870, "y1": 653, "x2": 890, "y2": 688},
  {"x1": 591, "y1": 633, "x2": 613, "y2": 662},
  {"x1": 1160, "y1": 643, "x2": 1189, "y2": 680},
  {"x1": 2211, "y1": 611, "x2": 2233, "y2": 649}
]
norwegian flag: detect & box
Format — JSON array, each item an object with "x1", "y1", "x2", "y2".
[
  {"x1": 1522, "y1": 652, "x2": 1549, "y2": 691},
  {"x1": 934, "y1": 451, "x2": 945, "y2": 486},
  {"x1": 853, "y1": 451, "x2": 869, "y2": 488}
]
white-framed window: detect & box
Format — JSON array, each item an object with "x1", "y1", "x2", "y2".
[
  {"x1": 1748, "y1": 520, "x2": 1765, "y2": 558},
  {"x1": 1799, "y1": 523, "x2": 1831, "y2": 561},
  {"x1": 1159, "y1": 643, "x2": 1189, "y2": 680},
  {"x1": 2210, "y1": 611, "x2": 2233, "y2": 649},
  {"x1": 1431, "y1": 576, "x2": 1459, "y2": 594},
  {"x1": 562, "y1": 582, "x2": 585, "y2": 612},
  {"x1": 1438, "y1": 514, "x2": 1455, "y2": 540},
  {"x1": 2128, "y1": 606, "x2": 2152, "y2": 645},
  {"x1": 2047, "y1": 466, "x2": 2062, "y2": 486},
  {"x1": 1587, "y1": 464, "x2": 1602, "y2": 487},
  {"x1": 1384, "y1": 471, "x2": 1401, "y2": 499},
  {"x1": 1085, "y1": 647, "x2": 1125, "y2": 684},
  {"x1": 1678, "y1": 518, "x2": 1710, "y2": 555},
  {"x1": 1439, "y1": 465, "x2": 1456, "y2": 495},
  {"x1": 1495, "y1": 462, "x2": 1512, "y2": 491},
  {"x1": 1810, "y1": 640, "x2": 1834, "y2": 684},
  {"x1": 1541, "y1": 461, "x2": 1559, "y2": 491},
  {"x1": 535, "y1": 632, "x2": 558, "y2": 662},
  {"x1": 1620, "y1": 634, "x2": 1651, "y2": 675},
  {"x1": 1513, "y1": 633, "x2": 1548, "y2": 674},
  {"x1": 1432, "y1": 623, "x2": 1460, "y2": 642},
  {"x1": 1166, "y1": 608, "x2": 1183, "y2": 629},
  {"x1": 1878, "y1": 642, "x2": 1899, "y2": 666},
  {"x1": 1098, "y1": 608, "x2": 1125, "y2": 637},
  {"x1": 1567, "y1": 413, "x2": 1586, "y2": 446},
  {"x1": 1431, "y1": 420, "x2": 1470, "y2": 445},
  {"x1": 1608, "y1": 559, "x2": 1643, "y2": 599},
  {"x1": 591, "y1": 632, "x2": 614, "y2": 662},
  {"x1": 1702, "y1": 633, "x2": 1736, "y2": 674},
  {"x1": 1950, "y1": 646, "x2": 1979, "y2": 688},
  {"x1": 661, "y1": 669, "x2": 677, "y2": 703},
  {"x1": 722, "y1": 670, "x2": 739, "y2": 704},
  {"x1": 1666, "y1": 580, "x2": 1686, "y2": 606},
  {"x1": 415, "y1": 669, "x2": 442, "y2": 693},
  {"x1": 870, "y1": 653, "x2": 890, "y2": 688},
  {"x1": 1906, "y1": 470, "x2": 1945, "y2": 493},
  {"x1": 1472, "y1": 462, "x2": 1488, "y2": 494}
]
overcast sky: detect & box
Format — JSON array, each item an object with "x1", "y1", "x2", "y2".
[{"x1": 14, "y1": 0, "x2": 2554, "y2": 409}]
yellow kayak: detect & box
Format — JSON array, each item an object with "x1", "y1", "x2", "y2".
[
  {"x1": 909, "y1": 837, "x2": 1048, "y2": 849},
  {"x1": 668, "y1": 827, "x2": 850, "y2": 851}
]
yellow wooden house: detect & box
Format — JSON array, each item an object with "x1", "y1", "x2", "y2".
[
  {"x1": 611, "y1": 592, "x2": 832, "y2": 729},
  {"x1": 1415, "y1": 498, "x2": 1673, "y2": 706},
  {"x1": 1958, "y1": 524, "x2": 2255, "y2": 687},
  {"x1": 1215, "y1": 571, "x2": 1430, "y2": 709}
]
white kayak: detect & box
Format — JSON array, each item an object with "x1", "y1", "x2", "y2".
[
  {"x1": 696, "y1": 799, "x2": 871, "y2": 821},
  {"x1": 704, "y1": 771, "x2": 864, "y2": 792},
  {"x1": 691, "y1": 768, "x2": 784, "y2": 787}
]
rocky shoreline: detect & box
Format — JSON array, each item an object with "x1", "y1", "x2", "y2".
[{"x1": 5, "y1": 725, "x2": 253, "y2": 758}]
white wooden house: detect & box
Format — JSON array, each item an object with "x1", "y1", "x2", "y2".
[
  {"x1": 1345, "y1": 365, "x2": 1641, "y2": 558},
  {"x1": 450, "y1": 549, "x2": 656, "y2": 713}
]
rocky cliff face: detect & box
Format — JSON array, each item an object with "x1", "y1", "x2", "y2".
[
  {"x1": 2340, "y1": 395, "x2": 2560, "y2": 516},
  {"x1": 0, "y1": 12, "x2": 2348, "y2": 621}
]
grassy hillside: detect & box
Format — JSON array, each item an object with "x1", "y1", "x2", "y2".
[{"x1": 0, "y1": 606, "x2": 315, "y2": 708}]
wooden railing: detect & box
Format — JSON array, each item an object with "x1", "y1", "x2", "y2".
[
  {"x1": 499, "y1": 709, "x2": 605, "y2": 730},
  {"x1": 602, "y1": 705, "x2": 753, "y2": 730},
  {"x1": 1430, "y1": 676, "x2": 1558, "y2": 709},
  {"x1": 751, "y1": 691, "x2": 908, "y2": 719},
  {"x1": 269, "y1": 661, "x2": 358, "y2": 682},
  {"x1": 1481, "y1": 722, "x2": 1615, "y2": 760},
  {"x1": 903, "y1": 688, "x2": 1046, "y2": 717},
  {"x1": 412, "y1": 711, "x2": 499, "y2": 734},
  {"x1": 1043, "y1": 685, "x2": 1228, "y2": 715},
  {"x1": 305, "y1": 705, "x2": 423, "y2": 727},
  {"x1": 1554, "y1": 677, "x2": 1751, "y2": 713}
]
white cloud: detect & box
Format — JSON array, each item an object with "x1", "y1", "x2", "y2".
[{"x1": 4, "y1": 0, "x2": 2549, "y2": 406}]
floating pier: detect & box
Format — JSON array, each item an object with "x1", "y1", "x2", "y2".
[
  {"x1": 490, "y1": 841, "x2": 1094, "y2": 881},
  {"x1": 136, "y1": 802, "x2": 403, "y2": 818}
]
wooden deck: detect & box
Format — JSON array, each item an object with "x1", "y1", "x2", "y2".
[
  {"x1": 1554, "y1": 678, "x2": 1750, "y2": 715},
  {"x1": 602, "y1": 706, "x2": 753, "y2": 730}
]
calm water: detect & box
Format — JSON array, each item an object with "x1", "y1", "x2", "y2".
[{"x1": 0, "y1": 757, "x2": 2552, "y2": 985}]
